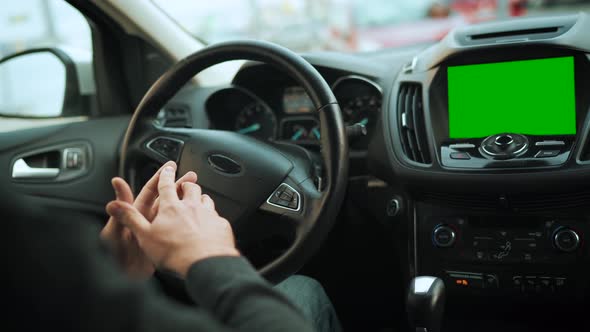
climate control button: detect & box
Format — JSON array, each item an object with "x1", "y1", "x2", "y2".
[
  {"x1": 553, "y1": 228, "x2": 580, "y2": 252},
  {"x1": 433, "y1": 225, "x2": 456, "y2": 248}
]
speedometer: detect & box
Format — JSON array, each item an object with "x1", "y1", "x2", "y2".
[{"x1": 234, "y1": 102, "x2": 277, "y2": 140}]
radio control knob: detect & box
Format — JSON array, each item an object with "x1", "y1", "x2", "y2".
[
  {"x1": 432, "y1": 225, "x2": 456, "y2": 248},
  {"x1": 553, "y1": 228, "x2": 580, "y2": 252}
]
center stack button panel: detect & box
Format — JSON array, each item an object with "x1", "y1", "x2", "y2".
[{"x1": 417, "y1": 213, "x2": 587, "y2": 297}]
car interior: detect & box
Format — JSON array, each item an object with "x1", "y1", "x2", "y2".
[{"x1": 2, "y1": 0, "x2": 590, "y2": 331}]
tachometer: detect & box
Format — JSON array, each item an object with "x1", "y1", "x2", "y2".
[{"x1": 234, "y1": 102, "x2": 277, "y2": 140}]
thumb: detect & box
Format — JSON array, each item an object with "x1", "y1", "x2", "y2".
[{"x1": 106, "y1": 201, "x2": 151, "y2": 235}]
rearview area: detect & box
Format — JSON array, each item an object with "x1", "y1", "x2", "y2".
[{"x1": 447, "y1": 56, "x2": 577, "y2": 139}]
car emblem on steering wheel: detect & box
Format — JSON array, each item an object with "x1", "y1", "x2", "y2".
[{"x1": 207, "y1": 154, "x2": 243, "y2": 175}]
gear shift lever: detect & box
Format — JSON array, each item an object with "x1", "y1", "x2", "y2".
[{"x1": 406, "y1": 276, "x2": 446, "y2": 332}]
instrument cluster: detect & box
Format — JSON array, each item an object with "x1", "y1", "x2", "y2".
[{"x1": 205, "y1": 75, "x2": 382, "y2": 150}]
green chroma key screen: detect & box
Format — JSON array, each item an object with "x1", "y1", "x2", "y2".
[{"x1": 447, "y1": 56, "x2": 576, "y2": 139}]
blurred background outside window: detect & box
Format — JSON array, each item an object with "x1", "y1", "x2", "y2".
[
  {"x1": 0, "y1": 1, "x2": 91, "y2": 117},
  {"x1": 152, "y1": 0, "x2": 590, "y2": 52}
]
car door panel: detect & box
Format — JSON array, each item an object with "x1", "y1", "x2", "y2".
[{"x1": 0, "y1": 116, "x2": 130, "y2": 217}]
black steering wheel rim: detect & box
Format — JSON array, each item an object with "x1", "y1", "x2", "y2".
[{"x1": 119, "y1": 40, "x2": 348, "y2": 283}]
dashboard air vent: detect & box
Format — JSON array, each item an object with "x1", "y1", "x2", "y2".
[
  {"x1": 397, "y1": 83, "x2": 431, "y2": 164},
  {"x1": 470, "y1": 27, "x2": 559, "y2": 40},
  {"x1": 417, "y1": 190, "x2": 590, "y2": 214},
  {"x1": 456, "y1": 15, "x2": 577, "y2": 46}
]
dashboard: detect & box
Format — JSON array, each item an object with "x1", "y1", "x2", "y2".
[
  {"x1": 157, "y1": 14, "x2": 590, "y2": 190},
  {"x1": 160, "y1": 13, "x2": 590, "y2": 318},
  {"x1": 205, "y1": 70, "x2": 382, "y2": 151}
]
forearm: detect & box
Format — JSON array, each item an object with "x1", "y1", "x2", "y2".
[{"x1": 185, "y1": 256, "x2": 315, "y2": 332}]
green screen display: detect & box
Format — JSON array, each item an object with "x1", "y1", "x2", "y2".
[{"x1": 447, "y1": 56, "x2": 576, "y2": 139}]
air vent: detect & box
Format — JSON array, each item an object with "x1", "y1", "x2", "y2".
[
  {"x1": 397, "y1": 83, "x2": 431, "y2": 164},
  {"x1": 417, "y1": 190, "x2": 590, "y2": 213},
  {"x1": 157, "y1": 104, "x2": 192, "y2": 128},
  {"x1": 455, "y1": 14, "x2": 577, "y2": 46},
  {"x1": 470, "y1": 27, "x2": 559, "y2": 40},
  {"x1": 417, "y1": 191, "x2": 499, "y2": 212}
]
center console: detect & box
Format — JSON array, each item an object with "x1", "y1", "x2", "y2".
[
  {"x1": 415, "y1": 203, "x2": 589, "y2": 299},
  {"x1": 365, "y1": 13, "x2": 590, "y2": 328},
  {"x1": 410, "y1": 47, "x2": 590, "y2": 301}
]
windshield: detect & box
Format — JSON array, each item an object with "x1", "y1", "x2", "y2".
[{"x1": 153, "y1": 0, "x2": 590, "y2": 52}]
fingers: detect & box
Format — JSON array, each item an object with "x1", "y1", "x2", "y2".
[
  {"x1": 105, "y1": 177, "x2": 134, "y2": 234},
  {"x1": 176, "y1": 171, "x2": 197, "y2": 198},
  {"x1": 158, "y1": 165, "x2": 179, "y2": 202},
  {"x1": 106, "y1": 200, "x2": 151, "y2": 235},
  {"x1": 181, "y1": 182, "x2": 202, "y2": 202},
  {"x1": 201, "y1": 194, "x2": 215, "y2": 211},
  {"x1": 112, "y1": 177, "x2": 134, "y2": 203},
  {"x1": 178, "y1": 187, "x2": 216, "y2": 212},
  {"x1": 135, "y1": 161, "x2": 177, "y2": 210},
  {"x1": 151, "y1": 171, "x2": 198, "y2": 212}
]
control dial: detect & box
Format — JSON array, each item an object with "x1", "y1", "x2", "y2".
[
  {"x1": 432, "y1": 225, "x2": 456, "y2": 248},
  {"x1": 480, "y1": 133, "x2": 528, "y2": 159},
  {"x1": 553, "y1": 228, "x2": 580, "y2": 252}
]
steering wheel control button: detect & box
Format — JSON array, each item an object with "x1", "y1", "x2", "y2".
[
  {"x1": 288, "y1": 195, "x2": 299, "y2": 209},
  {"x1": 267, "y1": 183, "x2": 301, "y2": 211},
  {"x1": 553, "y1": 228, "x2": 580, "y2": 252},
  {"x1": 279, "y1": 191, "x2": 294, "y2": 201},
  {"x1": 480, "y1": 133, "x2": 528, "y2": 159},
  {"x1": 147, "y1": 137, "x2": 184, "y2": 161},
  {"x1": 432, "y1": 225, "x2": 456, "y2": 248},
  {"x1": 450, "y1": 152, "x2": 471, "y2": 160},
  {"x1": 535, "y1": 150, "x2": 560, "y2": 158}
]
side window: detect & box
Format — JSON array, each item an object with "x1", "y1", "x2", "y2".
[{"x1": 0, "y1": 0, "x2": 94, "y2": 119}]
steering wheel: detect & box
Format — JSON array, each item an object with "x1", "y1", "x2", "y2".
[{"x1": 119, "y1": 40, "x2": 348, "y2": 283}]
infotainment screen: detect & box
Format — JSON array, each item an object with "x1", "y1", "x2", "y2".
[{"x1": 447, "y1": 56, "x2": 576, "y2": 139}]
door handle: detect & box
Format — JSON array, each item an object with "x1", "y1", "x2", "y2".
[{"x1": 11, "y1": 158, "x2": 60, "y2": 179}]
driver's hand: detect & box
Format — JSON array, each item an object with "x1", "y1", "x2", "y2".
[
  {"x1": 105, "y1": 162, "x2": 240, "y2": 277},
  {"x1": 100, "y1": 161, "x2": 197, "y2": 279}
]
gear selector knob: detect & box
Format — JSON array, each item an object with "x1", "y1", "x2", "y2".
[{"x1": 407, "y1": 276, "x2": 446, "y2": 332}]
